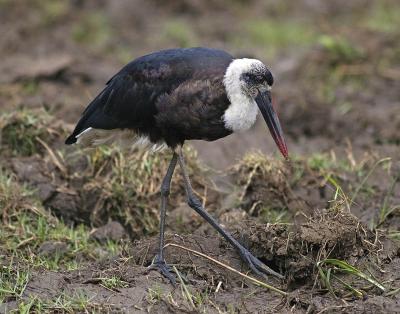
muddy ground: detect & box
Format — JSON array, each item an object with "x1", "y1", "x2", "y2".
[{"x1": 0, "y1": 0, "x2": 399, "y2": 313}]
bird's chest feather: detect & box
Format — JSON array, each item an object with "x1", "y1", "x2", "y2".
[
  {"x1": 156, "y1": 80, "x2": 228, "y2": 126},
  {"x1": 153, "y1": 79, "x2": 232, "y2": 143},
  {"x1": 223, "y1": 92, "x2": 258, "y2": 132}
]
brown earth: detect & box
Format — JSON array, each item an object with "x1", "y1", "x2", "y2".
[
  {"x1": 1, "y1": 0, "x2": 400, "y2": 313},
  {"x1": 2, "y1": 212, "x2": 399, "y2": 313}
]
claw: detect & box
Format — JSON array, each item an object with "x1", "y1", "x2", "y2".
[
  {"x1": 240, "y1": 249, "x2": 283, "y2": 280},
  {"x1": 147, "y1": 255, "x2": 177, "y2": 285}
]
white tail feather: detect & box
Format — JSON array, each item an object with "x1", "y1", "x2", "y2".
[{"x1": 75, "y1": 128, "x2": 166, "y2": 152}]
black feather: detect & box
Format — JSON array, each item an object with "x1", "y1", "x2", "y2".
[{"x1": 66, "y1": 47, "x2": 234, "y2": 146}]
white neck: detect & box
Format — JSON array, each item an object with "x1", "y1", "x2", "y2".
[{"x1": 222, "y1": 58, "x2": 263, "y2": 132}]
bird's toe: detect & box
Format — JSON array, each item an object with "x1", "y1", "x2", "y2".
[
  {"x1": 147, "y1": 256, "x2": 177, "y2": 285},
  {"x1": 240, "y1": 249, "x2": 283, "y2": 280}
]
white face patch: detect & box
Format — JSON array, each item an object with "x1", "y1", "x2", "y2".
[{"x1": 222, "y1": 58, "x2": 266, "y2": 132}]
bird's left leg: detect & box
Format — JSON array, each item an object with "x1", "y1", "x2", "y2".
[
  {"x1": 147, "y1": 152, "x2": 178, "y2": 284},
  {"x1": 177, "y1": 146, "x2": 283, "y2": 280}
]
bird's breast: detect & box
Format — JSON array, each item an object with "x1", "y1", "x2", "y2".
[{"x1": 223, "y1": 95, "x2": 258, "y2": 132}]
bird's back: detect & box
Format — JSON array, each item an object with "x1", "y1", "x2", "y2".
[{"x1": 66, "y1": 47, "x2": 233, "y2": 146}]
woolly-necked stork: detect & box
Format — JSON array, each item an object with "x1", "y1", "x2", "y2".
[{"x1": 66, "y1": 47, "x2": 288, "y2": 283}]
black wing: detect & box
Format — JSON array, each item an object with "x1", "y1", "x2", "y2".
[{"x1": 65, "y1": 47, "x2": 233, "y2": 144}]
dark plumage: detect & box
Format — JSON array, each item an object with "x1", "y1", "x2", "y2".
[
  {"x1": 66, "y1": 47, "x2": 233, "y2": 148},
  {"x1": 66, "y1": 47, "x2": 288, "y2": 284}
]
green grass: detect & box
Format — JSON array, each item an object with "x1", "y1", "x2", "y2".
[
  {"x1": 235, "y1": 152, "x2": 398, "y2": 232},
  {"x1": 0, "y1": 168, "x2": 127, "y2": 307},
  {"x1": 174, "y1": 266, "x2": 196, "y2": 309},
  {"x1": 21, "y1": 80, "x2": 39, "y2": 95},
  {"x1": 80, "y1": 144, "x2": 203, "y2": 237},
  {"x1": 162, "y1": 20, "x2": 197, "y2": 47},
  {"x1": 2, "y1": 210, "x2": 121, "y2": 271},
  {"x1": 0, "y1": 170, "x2": 34, "y2": 213},
  {"x1": 376, "y1": 173, "x2": 400, "y2": 228},
  {"x1": 0, "y1": 108, "x2": 64, "y2": 157},
  {"x1": 350, "y1": 157, "x2": 390, "y2": 198},
  {"x1": 363, "y1": 1, "x2": 400, "y2": 33},
  {"x1": 388, "y1": 231, "x2": 400, "y2": 240},
  {"x1": 99, "y1": 275, "x2": 129, "y2": 291},
  {"x1": 317, "y1": 258, "x2": 385, "y2": 298},
  {"x1": 237, "y1": 19, "x2": 315, "y2": 58},
  {"x1": 0, "y1": 103, "x2": 397, "y2": 310},
  {"x1": 114, "y1": 45, "x2": 135, "y2": 64},
  {"x1": 257, "y1": 206, "x2": 288, "y2": 224},
  {"x1": 307, "y1": 153, "x2": 336, "y2": 172},
  {"x1": 16, "y1": 290, "x2": 107, "y2": 313},
  {"x1": 147, "y1": 285, "x2": 164, "y2": 304},
  {"x1": 72, "y1": 11, "x2": 112, "y2": 48},
  {"x1": 318, "y1": 35, "x2": 364, "y2": 64},
  {"x1": 0, "y1": 169, "x2": 124, "y2": 301},
  {"x1": 0, "y1": 108, "x2": 210, "y2": 308},
  {"x1": 2, "y1": 108, "x2": 206, "y2": 241},
  {"x1": 0, "y1": 264, "x2": 30, "y2": 304},
  {"x1": 36, "y1": 0, "x2": 70, "y2": 26},
  {"x1": 0, "y1": 0, "x2": 12, "y2": 7}
]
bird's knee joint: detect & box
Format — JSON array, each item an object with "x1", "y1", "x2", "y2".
[
  {"x1": 188, "y1": 195, "x2": 202, "y2": 209},
  {"x1": 160, "y1": 186, "x2": 170, "y2": 197}
]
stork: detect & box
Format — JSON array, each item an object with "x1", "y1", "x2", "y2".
[{"x1": 66, "y1": 47, "x2": 288, "y2": 283}]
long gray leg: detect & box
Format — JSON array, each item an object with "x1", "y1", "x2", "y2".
[
  {"x1": 157, "y1": 152, "x2": 178, "y2": 260},
  {"x1": 177, "y1": 146, "x2": 283, "y2": 279},
  {"x1": 147, "y1": 152, "x2": 178, "y2": 284}
]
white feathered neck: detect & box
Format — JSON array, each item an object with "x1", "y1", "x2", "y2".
[{"x1": 222, "y1": 58, "x2": 264, "y2": 132}]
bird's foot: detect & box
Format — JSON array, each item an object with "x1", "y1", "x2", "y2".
[
  {"x1": 239, "y1": 248, "x2": 284, "y2": 280},
  {"x1": 147, "y1": 255, "x2": 177, "y2": 285}
]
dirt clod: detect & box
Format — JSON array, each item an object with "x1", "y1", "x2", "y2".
[
  {"x1": 90, "y1": 221, "x2": 127, "y2": 243},
  {"x1": 38, "y1": 241, "x2": 69, "y2": 257},
  {"x1": 241, "y1": 210, "x2": 376, "y2": 282}
]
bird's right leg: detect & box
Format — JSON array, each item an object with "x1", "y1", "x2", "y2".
[
  {"x1": 177, "y1": 147, "x2": 283, "y2": 280},
  {"x1": 147, "y1": 152, "x2": 178, "y2": 284}
]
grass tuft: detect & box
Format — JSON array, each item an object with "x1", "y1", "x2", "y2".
[
  {"x1": 0, "y1": 264, "x2": 30, "y2": 304},
  {"x1": 318, "y1": 35, "x2": 364, "y2": 64},
  {"x1": 0, "y1": 108, "x2": 66, "y2": 157},
  {"x1": 317, "y1": 258, "x2": 385, "y2": 298},
  {"x1": 80, "y1": 144, "x2": 206, "y2": 237},
  {"x1": 99, "y1": 275, "x2": 129, "y2": 291}
]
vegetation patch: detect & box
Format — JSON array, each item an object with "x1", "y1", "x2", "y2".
[
  {"x1": 0, "y1": 109, "x2": 68, "y2": 157},
  {"x1": 0, "y1": 1, "x2": 399, "y2": 312}
]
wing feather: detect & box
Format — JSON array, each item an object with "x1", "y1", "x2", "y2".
[{"x1": 65, "y1": 47, "x2": 233, "y2": 145}]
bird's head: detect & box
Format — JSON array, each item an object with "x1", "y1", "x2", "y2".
[
  {"x1": 239, "y1": 61, "x2": 274, "y2": 97},
  {"x1": 224, "y1": 58, "x2": 288, "y2": 159}
]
